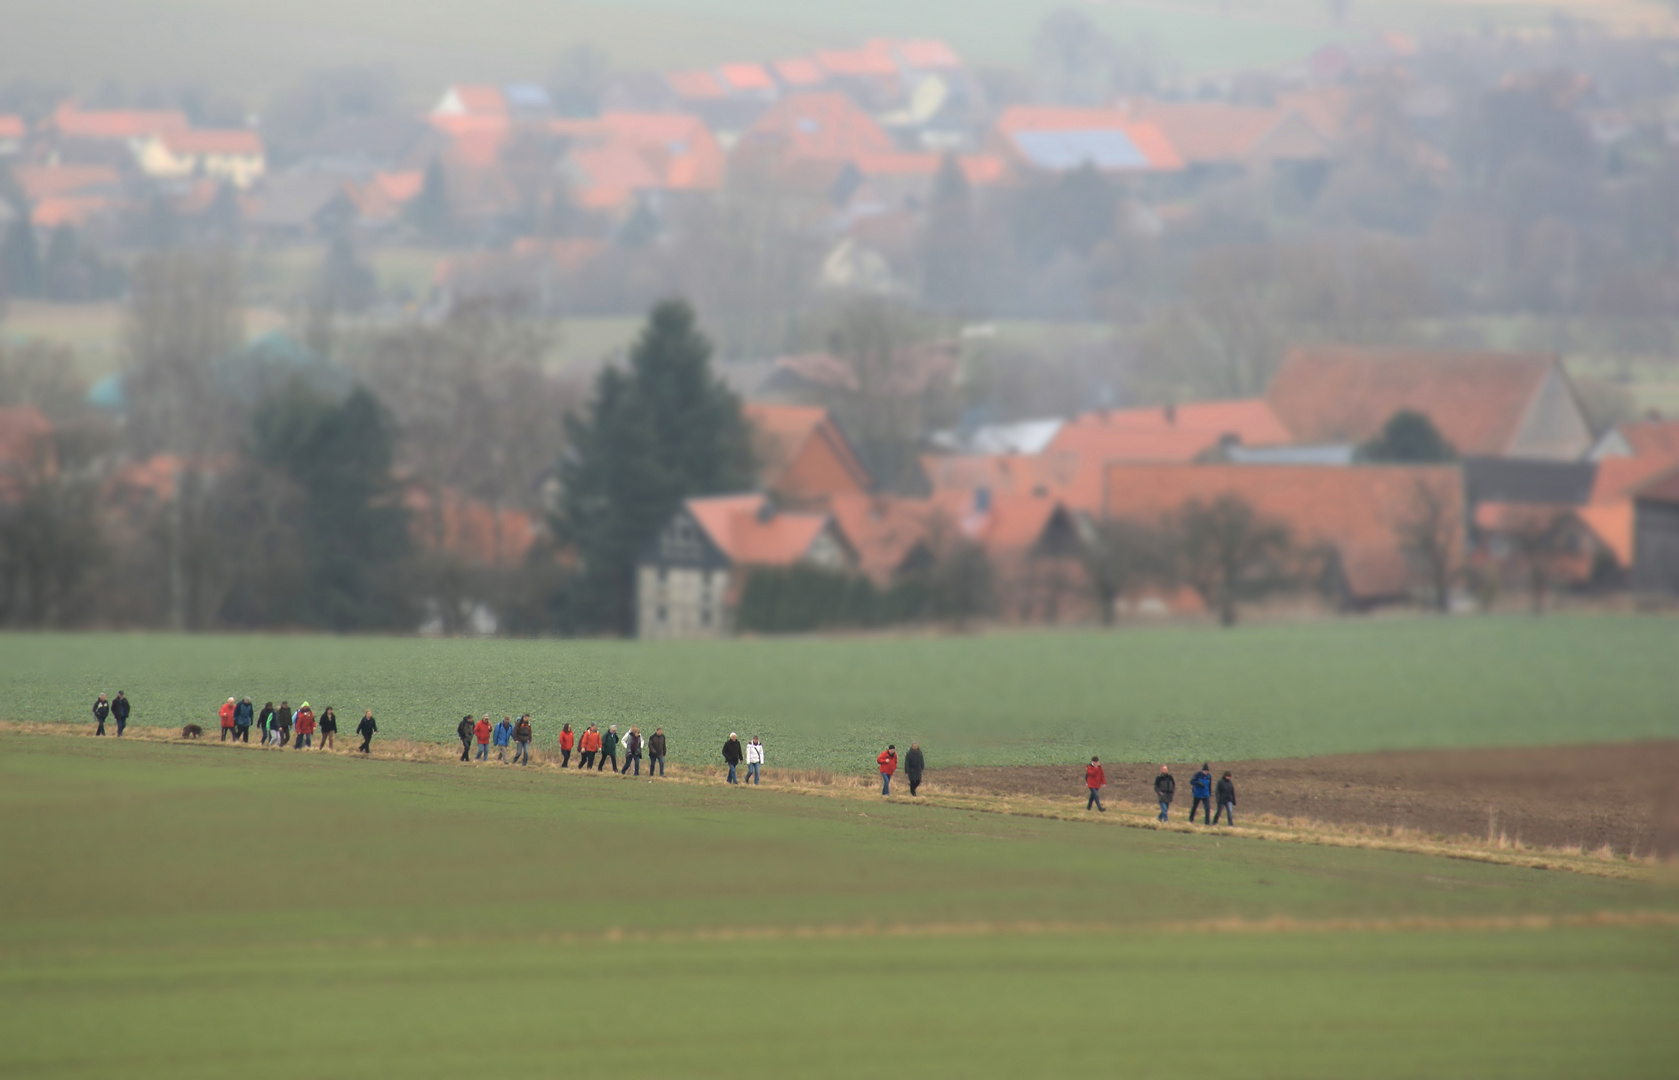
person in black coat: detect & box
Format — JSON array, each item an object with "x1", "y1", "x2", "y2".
[
  {"x1": 357, "y1": 710, "x2": 378, "y2": 754},
  {"x1": 905, "y1": 742, "x2": 926, "y2": 796},
  {"x1": 457, "y1": 715, "x2": 475, "y2": 761},
  {"x1": 648, "y1": 728, "x2": 667, "y2": 776},
  {"x1": 92, "y1": 694, "x2": 109, "y2": 736},
  {"x1": 722, "y1": 733, "x2": 743, "y2": 784},
  {"x1": 1154, "y1": 765, "x2": 1175, "y2": 822},
  {"x1": 257, "y1": 702, "x2": 275, "y2": 744},
  {"x1": 1213, "y1": 772, "x2": 1236, "y2": 825},
  {"x1": 111, "y1": 691, "x2": 130, "y2": 737}
]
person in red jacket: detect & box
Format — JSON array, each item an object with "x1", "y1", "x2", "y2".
[
  {"x1": 578, "y1": 724, "x2": 601, "y2": 770},
  {"x1": 294, "y1": 703, "x2": 316, "y2": 750},
  {"x1": 1086, "y1": 756, "x2": 1106, "y2": 812},
  {"x1": 218, "y1": 698, "x2": 237, "y2": 741},
  {"x1": 558, "y1": 723, "x2": 575, "y2": 768},
  {"x1": 474, "y1": 715, "x2": 492, "y2": 761},
  {"x1": 877, "y1": 745, "x2": 898, "y2": 795}
]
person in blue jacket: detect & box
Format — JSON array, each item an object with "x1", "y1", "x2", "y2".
[
  {"x1": 1189, "y1": 763, "x2": 1214, "y2": 824},
  {"x1": 492, "y1": 716, "x2": 514, "y2": 763},
  {"x1": 233, "y1": 697, "x2": 255, "y2": 743}
]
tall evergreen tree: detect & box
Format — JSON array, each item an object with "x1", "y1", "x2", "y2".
[
  {"x1": 252, "y1": 382, "x2": 412, "y2": 629},
  {"x1": 557, "y1": 300, "x2": 753, "y2": 634}
]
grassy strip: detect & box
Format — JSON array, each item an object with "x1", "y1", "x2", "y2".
[{"x1": 5, "y1": 718, "x2": 1660, "y2": 881}]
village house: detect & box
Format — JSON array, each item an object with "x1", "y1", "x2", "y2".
[
  {"x1": 132, "y1": 128, "x2": 266, "y2": 189},
  {"x1": 1266, "y1": 345, "x2": 1593, "y2": 460},
  {"x1": 637, "y1": 494, "x2": 853, "y2": 638},
  {"x1": 743, "y1": 402, "x2": 871, "y2": 508}
]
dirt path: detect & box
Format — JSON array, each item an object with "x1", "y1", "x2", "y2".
[{"x1": 934, "y1": 742, "x2": 1679, "y2": 857}]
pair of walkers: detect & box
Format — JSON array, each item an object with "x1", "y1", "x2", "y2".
[
  {"x1": 90, "y1": 692, "x2": 130, "y2": 737},
  {"x1": 876, "y1": 743, "x2": 925, "y2": 795},
  {"x1": 1153, "y1": 764, "x2": 1237, "y2": 824},
  {"x1": 721, "y1": 733, "x2": 764, "y2": 784}
]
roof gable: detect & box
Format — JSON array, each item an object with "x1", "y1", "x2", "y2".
[
  {"x1": 1267, "y1": 345, "x2": 1564, "y2": 457},
  {"x1": 739, "y1": 92, "x2": 894, "y2": 161},
  {"x1": 744, "y1": 402, "x2": 871, "y2": 500},
  {"x1": 683, "y1": 493, "x2": 838, "y2": 567}
]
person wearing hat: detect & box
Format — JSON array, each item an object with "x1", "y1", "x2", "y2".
[
  {"x1": 92, "y1": 694, "x2": 109, "y2": 737},
  {"x1": 722, "y1": 733, "x2": 743, "y2": 784},
  {"x1": 1086, "y1": 756, "x2": 1106, "y2": 812},
  {"x1": 1154, "y1": 765, "x2": 1175, "y2": 822},
  {"x1": 1213, "y1": 772, "x2": 1237, "y2": 825},
  {"x1": 233, "y1": 697, "x2": 254, "y2": 742},
  {"x1": 219, "y1": 698, "x2": 238, "y2": 741},
  {"x1": 877, "y1": 745, "x2": 898, "y2": 795},
  {"x1": 1189, "y1": 763, "x2": 1213, "y2": 824}
]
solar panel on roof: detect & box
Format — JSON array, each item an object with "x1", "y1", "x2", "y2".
[{"x1": 1011, "y1": 129, "x2": 1146, "y2": 171}]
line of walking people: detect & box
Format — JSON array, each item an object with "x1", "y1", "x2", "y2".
[
  {"x1": 1085, "y1": 761, "x2": 1237, "y2": 824},
  {"x1": 215, "y1": 697, "x2": 379, "y2": 754},
  {"x1": 455, "y1": 716, "x2": 671, "y2": 776}
]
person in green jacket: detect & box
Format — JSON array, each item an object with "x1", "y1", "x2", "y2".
[{"x1": 599, "y1": 724, "x2": 620, "y2": 772}]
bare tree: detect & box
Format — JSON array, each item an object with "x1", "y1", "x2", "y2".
[
  {"x1": 122, "y1": 248, "x2": 244, "y2": 457},
  {"x1": 1394, "y1": 476, "x2": 1460, "y2": 612},
  {"x1": 1172, "y1": 495, "x2": 1294, "y2": 627},
  {"x1": 1081, "y1": 516, "x2": 1172, "y2": 626}
]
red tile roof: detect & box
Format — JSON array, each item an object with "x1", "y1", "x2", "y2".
[
  {"x1": 666, "y1": 70, "x2": 727, "y2": 100},
  {"x1": 1050, "y1": 399, "x2": 1291, "y2": 456},
  {"x1": 739, "y1": 92, "x2": 894, "y2": 161},
  {"x1": 1103, "y1": 462, "x2": 1464, "y2": 600},
  {"x1": 1125, "y1": 99, "x2": 1331, "y2": 165},
  {"x1": 555, "y1": 112, "x2": 725, "y2": 194},
  {"x1": 51, "y1": 102, "x2": 188, "y2": 139},
  {"x1": 1267, "y1": 345, "x2": 1559, "y2": 455},
  {"x1": 744, "y1": 403, "x2": 871, "y2": 501},
  {"x1": 922, "y1": 452, "x2": 1085, "y2": 500},
  {"x1": 435, "y1": 85, "x2": 508, "y2": 116},
  {"x1": 929, "y1": 490, "x2": 1069, "y2": 559},
  {"x1": 1617, "y1": 419, "x2": 1679, "y2": 460},
  {"x1": 827, "y1": 493, "x2": 939, "y2": 585},
  {"x1": 32, "y1": 195, "x2": 113, "y2": 228},
  {"x1": 158, "y1": 128, "x2": 264, "y2": 156},
  {"x1": 717, "y1": 63, "x2": 776, "y2": 93},
  {"x1": 686, "y1": 494, "x2": 831, "y2": 566},
  {"x1": 14, "y1": 164, "x2": 121, "y2": 201},
  {"x1": 772, "y1": 58, "x2": 826, "y2": 87}
]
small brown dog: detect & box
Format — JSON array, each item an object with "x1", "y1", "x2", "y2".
[{"x1": 181, "y1": 723, "x2": 203, "y2": 739}]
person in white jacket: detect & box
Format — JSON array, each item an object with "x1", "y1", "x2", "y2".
[{"x1": 745, "y1": 736, "x2": 764, "y2": 785}]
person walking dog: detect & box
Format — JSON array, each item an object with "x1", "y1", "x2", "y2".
[
  {"x1": 558, "y1": 723, "x2": 575, "y2": 768},
  {"x1": 92, "y1": 694, "x2": 109, "y2": 736},
  {"x1": 1214, "y1": 772, "x2": 1236, "y2": 825},
  {"x1": 877, "y1": 745, "x2": 898, "y2": 795},
  {"x1": 457, "y1": 715, "x2": 476, "y2": 761},
  {"x1": 648, "y1": 727, "x2": 667, "y2": 776},
  {"x1": 745, "y1": 736, "x2": 764, "y2": 785},
  {"x1": 1154, "y1": 765, "x2": 1175, "y2": 822},
  {"x1": 1189, "y1": 763, "x2": 1213, "y2": 824},
  {"x1": 111, "y1": 691, "x2": 130, "y2": 737},
  {"x1": 1086, "y1": 756, "x2": 1106, "y2": 812},
  {"x1": 513, "y1": 715, "x2": 532, "y2": 765},
  {"x1": 356, "y1": 710, "x2": 377, "y2": 754},
  {"x1": 722, "y1": 733, "x2": 743, "y2": 784},
  {"x1": 905, "y1": 742, "x2": 925, "y2": 796},
  {"x1": 219, "y1": 698, "x2": 237, "y2": 741},
  {"x1": 234, "y1": 697, "x2": 254, "y2": 743}
]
